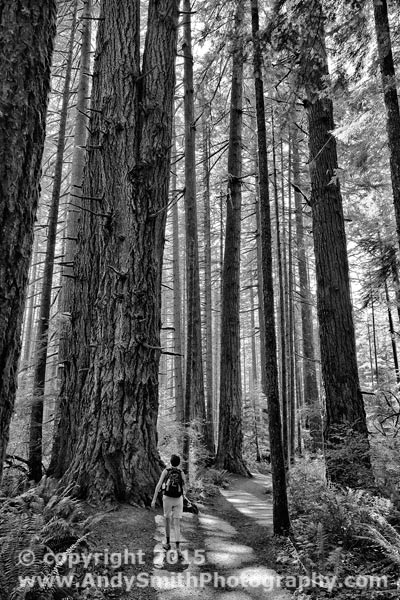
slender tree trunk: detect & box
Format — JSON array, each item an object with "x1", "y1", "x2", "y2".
[
  {"x1": 251, "y1": 0, "x2": 291, "y2": 535},
  {"x1": 371, "y1": 296, "x2": 379, "y2": 384},
  {"x1": 182, "y1": 0, "x2": 206, "y2": 472},
  {"x1": 384, "y1": 280, "x2": 400, "y2": 384},
  {"x1": 202, "y1": 101, "x2": 216, "y2": 455},
  {"x1": 216, "y1": 0, "x2": 249, "y2": 476},
  {"x1": 373, "y1": 0, "x2": 400, "y2": 253},
  {"x1": 272, "y1": 113, "x2": 289, "y2": 466},
  {"x1": 294, "y1": 313, "x2": 303, "y2": 455},
  {"x1": 49, "y1": 0, "x2": 179, "y2": 504},
  {"x1": 172, "y1": 143, "x2": 184, "y2": 427},
  {"x1": 0, "y1": 1, "x2": 56, "y2": 482},
  {"x1": 255, "y1": 191, "x2": 267, "y2": 395},
  {"x1": 29, "y1": 0, "x2": 79, "y2": 482},
  {"x1": 291, "y1": 124, "x2": 322, "y2": 450},
  {"x1": 249, "y1": 280, "x2": 261, "y2": 462},
  {"x1": 287, "y1": 143, "x2": 296, "y2": 463},
  {"x1": 20, "y1": 235, "x2": 40, "y2": 381},
  {"x1": 300, "y1": 0, "x2": 372, "y2": 486}
]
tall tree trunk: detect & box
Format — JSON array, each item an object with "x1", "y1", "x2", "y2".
[
  {"x1": 171, "y1": 143, "x2": 184, "y2": 426},
  {"x1": 51, "y1": 0, "x2": 92, "y2": 470},
  {"x1": 58, "y1": 0, "x2": 92, "y2": 363},
  {"x1": 372, "y1": 0, "x2": 400, "y2": 253},
  {"x1": 384, "y1": 280, "x2": 400, "y2": 384},
  {"x1": 49, "y1": 0, "x2": 179, "y2": 504},
  {"x1": 249, "y1": 279, "x2": 261, "y2": 462},
  {"x1": 287, "y1": 143, "x2": 296, "y2": 463},
  {"x1": 29, "y1": 0, "x2": 79, "y2": 483},
  {"x1": 202, "y1": 101, "x2": 216, "y2": 455},
  {"x1": 20, "y1": 235, "x2": 40, "y2": 387},
  {"x1": 0, "y1": 1, "x2": 56, "y2": 482},
  {"x1": 255, "y1": 190, "x2": 267, "y2": 395},
  {"x1": 291, "y1": 124, "x2": 322, "y2": 450},
  {"x1": 251, "y1": 0, "x2": 291, "y2": 535},
  {"x1": 371, "y1": 296, "x2": 379, "y2": 384},
  {"x1": 299, "y1": 0, "x2": 372, "y2": 486},
  {"x1": 216, "y1": 0, "x2": 249, "y2": 476},
  {"x1": 272, "y1": 113, "x2": 289, "y2": 466},
  {"x1": 182, "y1": 0, "x2": 206, "y2": 472}
]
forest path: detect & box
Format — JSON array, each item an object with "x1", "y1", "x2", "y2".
[
  {"x1": 150, "y1": 472, "x2": 291, "y2": 600},
  {"x1": 89, "y1": 472, "x2": 292, "y2": 600}
]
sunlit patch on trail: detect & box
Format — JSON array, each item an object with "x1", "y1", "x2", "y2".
[{"x1": 219, "y1": 489, "x2": 273, "y2": 529}]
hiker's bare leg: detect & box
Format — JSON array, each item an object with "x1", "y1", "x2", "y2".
[
  {"x1": 174, "y1": 517, "x2": 181, "y2": 549},
  {"x1": 165, "y1": 517, "x2": 171, "y2": 546}
]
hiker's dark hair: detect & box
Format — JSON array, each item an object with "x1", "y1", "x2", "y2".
[{"x1": 170, "y1": 454, "x2": 180, "y2": 467}]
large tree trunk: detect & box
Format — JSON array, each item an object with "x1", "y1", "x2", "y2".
[
  {"x1": 182, "y1": 0, "x2": 206, "y2": 472},
  {"x1": 0, "y1": 1, "x2": 56, "y2": 482},
  {"x1": 51, "y1": 0, "x2": 92, "y2": 467},
  {"x1": 372, "y1": 0, "x2": 400, "y2": 253},
  {"x1": 29, "y1": 0, "x2": 79, "y2": 482},
  {"x1": 216, "y1": 0, "x2": 249, "y2": 476},
  {"x1": 251, "y1": 0, "x2": 290, "y2": 534},
  {"x1": 291, "y1": 124, "x2": 322, "y2": 450},
  {"x1": 299, "y1": 0, "x2": 372, "y2": 486},
  {"x1": 49, "y1": 0, "x2": 179, "y2": 505}
]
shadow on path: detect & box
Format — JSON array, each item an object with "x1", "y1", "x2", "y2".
[{"x1": 150, "y1": 472, "x2": 292, "y2": 600}]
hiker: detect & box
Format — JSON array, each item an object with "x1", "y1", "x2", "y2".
[{"x1": 151, "y1": 454, "x2": 186, "y2": 556}]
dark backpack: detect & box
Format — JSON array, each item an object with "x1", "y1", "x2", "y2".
[{"x1": 163, "y1": 467, "x2": 183, "y2": 498}]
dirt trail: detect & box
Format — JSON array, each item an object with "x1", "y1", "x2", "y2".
[{"x1": 90, "y1": 472, "x2": 293, "y2": 600}]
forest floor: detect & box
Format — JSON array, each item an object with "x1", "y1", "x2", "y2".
[{"x1": 87, "y1": 472, "x2": 294, "y2": 600}]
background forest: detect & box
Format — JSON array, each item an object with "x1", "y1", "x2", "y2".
[{"x1": 2, "y1": 0, "x2": 400, "y2": 598}]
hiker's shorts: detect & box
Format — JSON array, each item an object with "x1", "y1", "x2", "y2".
[{"x1": 163, "y1": 494, "x2": 183, "y2": 519}]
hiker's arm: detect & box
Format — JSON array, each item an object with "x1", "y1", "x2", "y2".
[
  {"x1": 151, "y1": 469, "x2": 167, "y2": 508},
  {"x1": 181, "y1": 471, "x2": 187, "y2": 496}
]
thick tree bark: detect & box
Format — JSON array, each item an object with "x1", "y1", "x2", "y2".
[
  {"x1": 182, "y1": 0, "x2": 206, "y2": 472},
  {"x1": 300, "y1": 0, "x2": 372, "y2": 486},
  {"x1": 291, "y1": 124, "x2": 322, "y2": 450},
  {"x1": 29, "y1": 0, "x2": 79, "y2": 483},
  {"x1": 58, "y1": 0, "x2": 92, "y2": 360},
  {"x1": 49, "y1": 0, "x2": 179, "y2": 504},
  {"x1": 0, "y1": 1, "x2": 56, "y2": 482},
  {"x1": 51, "y1": 0, "x2": 92, "y2": 467},
  {"x1": 372, "y1": 0, "x2": 400, "y2": 252},
  {"x1": 251, "y1": 0, "x2": 291, "y2": 535},
  {"x1": 216, "y1": 0, "x2": 249, "y2": 476}
]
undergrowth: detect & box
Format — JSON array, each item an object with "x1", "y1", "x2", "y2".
[
  {"x1": 0, "y1": 475, "x2": 101, "y2": 600},
  {"x1": 287, "y1": 458, "x2": 400, "y2": 599}
]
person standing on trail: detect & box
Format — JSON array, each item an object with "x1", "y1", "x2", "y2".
[{"x1": 151, "y1": 454, "x2": 186, "y2": 556}]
